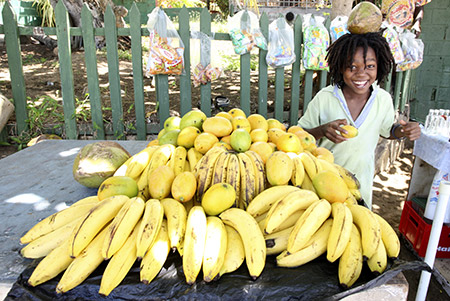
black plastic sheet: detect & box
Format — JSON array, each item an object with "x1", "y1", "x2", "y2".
[{"x1": 5, "y1": 251, "x2": 430, "y2": 301}]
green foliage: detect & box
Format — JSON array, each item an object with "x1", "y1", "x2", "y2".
[
  {"x1": 32, "y1": 0, "x2": 55, "y2": 27},
  {"x1": 159, "y1": 0, "x2": 205, "y2": 9},
  {"x1": 221, "y1": 53, "x2": 259, "y2": 71}
]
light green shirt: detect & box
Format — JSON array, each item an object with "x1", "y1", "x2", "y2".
[{"x1": 298, "y1": 84, "x2": 395, "y2": 208}]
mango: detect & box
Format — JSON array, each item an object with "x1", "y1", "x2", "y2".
[
  {"x1": 340, "y1": 125, "x2": 358, "y2": 138},
  {"x1": 180, "y1": 110, "x2": 207, "y2": 130},
  {"x1": 202, "y1": 116, "x2": 233, "y2": 137},
  {"x1": 97, "y1": 176, "x2": 138, "y2": 201},
  {"x1": 312, "y1": 170, "x2": 349, "y2": 203},
  {"x1": 265, "y1": 151, "x2": 293, "y2": 186},
  {"x1": 194, "y1": 132, "x2": 219, "y2": 154},
  {"x1": 267, "y1": 118, "x2": 286, "y2": 131},
  {"x1": 201, "y1": 183, "x2": 236, "y2": 216},
  {"x1": 171, "y1": 171, "x2": 197, "y2": 203},
  {"x1": 148, "y1": 165, "x2": 175, "y2": 199},
  {"x1": 250, "y1": 128, "x2": 269, "y2": 143},
  {"x1": 247, "y1": 114, "x2": 268, "y2": 131},
  {"x1": 230, "y1": 129, "x2": 252, "y2": 152},
  {"x1": 164, "y1": 116, "x2": 181, "y2": 131},
  {"x1": 228, "y1": 108, "x2": 246, "y2": 118},
  {"x1": 159, "y1": 129, "x2": 180, "y2": 146},
  {"x1": 231, "y1": 116, "x2": 251, "y2": 132},
  {"x1": 276, "y1": 133, "x2": 303, "y2": 154},
  {"x1": 249, "y1": 141, "x2": 274, "y2": 164},
  {"x1": 177, "y1": 126, "x2": 201, "y2": 149}
]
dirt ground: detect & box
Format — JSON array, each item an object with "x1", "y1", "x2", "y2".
[{"x1": 0, "y1": 41, "x2": 448, "y2": 300}]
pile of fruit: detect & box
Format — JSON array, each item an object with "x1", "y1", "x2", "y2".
[{"x1": 19, "y1": 108, "x2": 400, "y2": 297}]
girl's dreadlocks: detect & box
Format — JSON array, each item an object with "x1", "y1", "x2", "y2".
[{"x1": 326, "y1": 32, "x2": 394, "y2": 88}]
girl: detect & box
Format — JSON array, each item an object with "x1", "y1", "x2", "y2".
[{"x1": 298, "y1": 32, "x2": 421, "y2": 209}]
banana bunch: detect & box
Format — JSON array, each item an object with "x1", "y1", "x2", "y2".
[{"x1": 194, "y1": 146, "x2": 266, "y2": 209}]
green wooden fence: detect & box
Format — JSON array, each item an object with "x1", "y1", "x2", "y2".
[{"x1": 0, "y1": 1, "x2": 412, "y2": 141}]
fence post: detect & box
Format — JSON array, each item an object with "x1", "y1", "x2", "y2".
[
  {"x1": 258, "y1": 12, "x2": 269, "y2": 118},
  {"x1": 240, "y1": 10, "x2": 251, "y2": 116},
  {"x1": 393, "y1": 71, "x2": 403, "y2": 111},
  {"x1": 200, "y1": 7, "x2": 212, "y2": 116},
  {"x1": 2, "y1": 2, "x2": 28, "y2": 136},
  {"x1": 290, "y1": 15, "x2": 302, "y2": 126},
  {"x1": 179, "y1": 6, "x2": 192, "y2": 116},
  {"x1": 55, "y1": 1, "x2": 77, "y2": 139}
]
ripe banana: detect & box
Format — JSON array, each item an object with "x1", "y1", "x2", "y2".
[
  {"x1": 160, "y1": 198, "x2": 187, "y2": 252},
  {"x1": 56, "y1": 225, "x2": 110, "y2": 294},
  {"x1": 219, "y1": 208, "x2": 266, "y2": 280},
  {"x1": 211, "y1": 151, "x2": 231, "y2": 185},
  {"x1": 114, "y1": 156, "x2": 133, "y2": 176},
  {"x1": 374, "y1": 213, "x2": 400, "y2": 258},
  {"x1": 277, "y1": 219, "x2": 333, "y2": 267},
  {"x1": 291, "y1": 156, "x2": 305, "y2": 187},
  {"x1": 347, "y1": 204, "x2": 381, "y2": 259},
  {"x1": 366, "y1": 237, "x2": 388, "y2": 275},
  {"x1": 287, "y1": 199, "x2": 332, "y2": 254},
  {"x1": 28, "y1": 238, "x2": 74, "y2": 286},
  {"x1": 259, "y1": 209, "x2": 304, "y2": 233},
  {"x1": 246, "y1": 185, "x2": 300, "y2": 218},
  {"x1": 245, "y1": 150, "x2": 266, "y2": 195},
  {"x1": 265, "y1": 226, "x2": 294, "y2": 256},
  {"x1": 219, "y1": 225, "x2": 245, "y2": 277},
  {"x1": 203, "y1": 216, "x2": 227, "y2": 282},
  {"x1": 140, "y1": 219, "x2": 170, "y2": 284},
  {"x1": 20, "y1": 202, "x2": 98, "y2": 244},
  {"x1": 136, "y1": 164, "x2": 151, "y2": 201},
  {"x1": 183, "y1": 206, "x2": 207, "y2": 285},
  {"x1": 136, "y1": 199, "x2": 164, "y2": 259},
  {"x1": 300, "y1": 171, "x2": 316, "y2": 193},
  {"x1": 237, "y1": 152, "x2": 256, "y2": 209},
  {"x1": 195, "y1": 146, "x2": 227, "y2": 200},
  {"x1": 172, "y1": 146, "x2": 187, "y2": 176},
  {"x1": 299, "y1": 152, "x2": 322, "y2": 180},
  {"x1": 124, "y1": 146, "x2": 158, "y2": 179},
  {"x1": 349, "y1": 188, "x2": 363, "y2": 202},
  {"x1": 70, "y1": 195, "x2": 100, "y2": 207},
  {"x1": 187, "y1": 147, "x2": 203, "y2": 173},
  {"x1": 334, "y1": 164, "x2": 361, "y2": 190},
  {"x1": 21, "y1": 217, "x2": 82, "y2": 259},
  {"x1": 327, "y1": 202, "x2": 353, "y2": 263},
  {"x1": 338, "y1": 224, "x2": 363, "y2": 288},
  {"x1": 147, "y1": 144, "x2": 175, "y2": 175},
  {"x1": 99, "y1": 220, "x2": 142, "y2": 296},
  {"x1": 68, "y1": 195, "x2": 129, "y2": 258},
  {"x1": 102, "y1": 196, "x2": 145, "y2": 259},
  {"x1": 264, "y1": 189, "x2": 320, "y2": 235},
  {"x1": 225, "y1": 153, "x2": 241, "y2": 208}
]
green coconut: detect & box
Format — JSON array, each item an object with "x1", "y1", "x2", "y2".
[
  {"x1": 72, "y1": 141, "x2": 131, "y2": 188},
  {"x1": 347, "y1": 2, "x2": 383, "y2": 34}
]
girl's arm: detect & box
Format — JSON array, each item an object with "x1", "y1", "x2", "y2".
[
  {"x1": 389, "y1": 120, "x2": 421, "y2": 141},
  {"x1": 304, "y1": 119, "x2": 349, "y2": 144}
]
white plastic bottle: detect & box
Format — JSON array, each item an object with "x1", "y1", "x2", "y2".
[{"x1": 424, "y1": 170, "x2": 450, "y2": 223}]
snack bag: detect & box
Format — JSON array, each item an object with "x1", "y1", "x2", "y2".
[
  {"x1": 382, "y1": 0, "x2": 415, "y2": 29},
  {"x1": 381, "y1": 21, "x2": 405, "y2": 64},
  {"x1": 330, "y1": 16, "x2": 349, "y2": 43},
  {"x1": 302, "y1": 14, "x2": 329, "y2": 71},
  {"x1": 266, "y1": 17, "x2": 296, "y2": 68},
  {"x1": 146, "y1": 7, "x2": 185, "y2": 75},
  {"x1": 396, "y1": 30, "x2": 424, "y2": 71},
  {"x1": 191, "y1": 31, "x2": 223, "y2": 87},
  {"x1": 228, "y1": 10, "x2": 267, "y2": 55}
]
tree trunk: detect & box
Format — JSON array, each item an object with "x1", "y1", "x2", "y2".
[{"x1": 331, "y1": 0, "x2": 355, "y2": 20}]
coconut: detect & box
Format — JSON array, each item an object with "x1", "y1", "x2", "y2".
[
  {"x1": 347, "y1": 2, "x2": 383, "y2": 34},
  {"x1": 72, "y1": 141, "x2": 131, "y2": 188}
]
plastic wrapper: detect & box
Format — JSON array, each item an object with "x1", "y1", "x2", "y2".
[
  {"x1": 6, "y1": 253, "x2": 430, "y2": 300},
  {"x1": 228, "y1": 10, "x2": 267, "y2": 55},
  {"x1": 190, "y1": 31, "x2": 222, "y2": 87},
  {"x1": 381, "y1": 21, "x2": 405, "y2": 65},
  {"x1": 381, "y1": 0, "x2": 415, "y2": 29},
  {"x1": 146, "y1": 7, "x2": 185, "y2": 76},
  {"x1": 266, "y1": 17, "x2": 296, "y2": 68},
  {"x1": 330, "y1": 16, "x2": 349, "y2": 43},
  {"x1": 396, "y1": 30, "x2": 424, "y2": 71},
  {"x1": 302, "y1": 14, "x2": 329, "y2": 71}
]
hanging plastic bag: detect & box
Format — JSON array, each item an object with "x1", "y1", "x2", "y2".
[
  {"x1": 228, "y1": 10, "x2": 267, "y2": 55},
  {"x1": 302, "y1": 14, "x2": 329, "y2": 71},
  {"x1": 190, "y1": 31, "x2": 223, "y2": 87},
  {"x1": 146, "y1": 7, "x2": 184, "y2": 76},
  {"x1": 266, "y1": 17, "x2": 295, "y2": 68},
  {"x1": 396, "y1": 30, "x2": 424, "y2": 71},
  {"x1": 381, "y1": 0, "x2": 415, "y2": 29},
  {"x1": 381, "y1": 21, "x2": 405, "y2": 65},
  {"x1": 330, "y1": 16, "x2": 349, "y2": 43}
]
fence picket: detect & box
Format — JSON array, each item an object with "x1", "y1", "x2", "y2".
[
  {"x1": 156, "y1": 75, "x2": 170, "y2": 130},
  {"x1": 179, "y1": 6, "x2": 192, "y2": 116},
  {"x1": 239, "y1": 11, "x2": 251, "y2": 116},
  {"x1": 200, "y1": 7, "x2": 212, "y2": 116},
  {"x1": 289, "y1": 15, "x2": 302, "y2": 126},
  {"x1": 258, "y1": 13, "x2": 269, "y2": 118}
]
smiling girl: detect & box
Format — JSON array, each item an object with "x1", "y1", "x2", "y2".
[{"x1": 298, "y1": 32, "x2": 421, "y2": 209}]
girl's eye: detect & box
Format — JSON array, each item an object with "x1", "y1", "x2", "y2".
[{"x1": 366, "y1": 64, "x2": 376, "y2": 69}]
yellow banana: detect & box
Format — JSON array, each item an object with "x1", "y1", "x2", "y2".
[
  {"x1": 136, "y1": 165, "x2": 150, "y2": 201},
  {"x1": 219, "y1": 225, "x2": 245, "y2": 277},
  {"x1": 114, "y1": 156, "x2": 133, "y2": 176},
  {"x1": 125, "y1": 146, "x2": 158, "y2": 179},
  {"x1": 277, "y1": 219, "x2": 332, "y2": 267},
  {"x1": 28, "y1": 238, "x2": 74, "y2": 286},
  {"x1": 147, "y1": 144, "x2": 176, "y2": 175},
  {"x1": 70, "y1": 195, "x2": 100, "y2": 207},
  {"x1": 345, "y1": 191, "x2": 358, "y2": 206},
  {"x1": 187, "y1": 147, "x2": 203, "y2": 172},
  {"x1": 68, "y1": 195, "x2": 129, "y2": 258},
  {"x1": 172, "y1": 146, "x2": 187, "y2": 176},
  {"x1": 140, "y1": 219, "x2": 170, "y2": 284},
  {"x1": 327, "y1": 202, "x2": 353, "y2": 263},
  {"x1": 225, "y1": 153, "x2": 241, "y2": 208},
  {"x1": 374, "y1": 213, "x2": 400, "y2": 258},
  {"x1": 334, "y1": 164, "x2": 361, "y2": 190},
  {"x1": 287, "y1": 199, "x2": 331, "y2": 254},
  {"x1": 195, "y1": 146, "x2": 227, "y2": 200},
  {"x1": 366, "y1": 237, "x2": 388, "y2": 275},
  {"x1": 184, "y1": 159, "x2": 191, "y2": 172},
  {"x1": 246, "y1": 185, "x2": 300, "y2": 218},
  {"x1": 102, "y1": 196, "x2": 145, "y2": 259},
  {"x1": 300, "y1": 171, "x2": 316, "y2": 193},
  {"x1": 259, "y1": 209, "x2": 304, "y2": 233},
  {"x1": 203, "y1": 216, "x2": 227, "y2": 282},
  {"x1": 299, "y1": 152, "x2": 322, "y2": 180},
  {"x1": 20, "y1": 217, "x2": 82, "y2": 259},
  {"x1": 20, "y1": 202, "x2": 98, "y2": 244},
  {"x1": 291, "y1": 156, "x2": 305, "y2": 187},
  {"x1": 264, "y1": 189, "x2": 320, "y2": 235},
  {"x1": 160, "y1": 198, "x2": 187, "y2": 252},
  {"x1": 338, "y1": 224, "x2": 363, "y2": 288},
  {"x1": 349, "y1": 188, "x2": 363, "y2": 202},
  {"x1": 99, "y1": 220, "x2": 142, "y2": 296},
  {"x1": 317, "y1": 158, "x2": 340, "y2": 175},
  {"x1": 211, "y1": 151, "x2": 231, "y2": 185},
  {"x1": 347, "y1": 204, "x2": 381, "y2": 259},
  {"x1": 245, "y1": 150, "x2": 266, "y2": 195},
  {"x1": 219, "y1": 208, "x2": 266, "y2": 280},
  {"x1": 237, "y1": 152, "x2": 256, "y2": 209},
  {"x1": 136, "y1": 199, "x2": 164, "y2": 259},
  {"x1": 56, "y1": 226, "x2": 110, "y2": 294},
  {"x1": 265, "y1": 226, "x2": 294, "y2": 256},
  {"x1": 183, "y1": 206, "x2": 207, "y2": 285}
]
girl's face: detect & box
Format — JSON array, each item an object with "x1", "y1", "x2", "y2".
[{"x1": 342, "y1": 46, "x2": 377, "y2": 97}]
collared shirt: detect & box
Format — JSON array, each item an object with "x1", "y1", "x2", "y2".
[{"x1": 298, "y1": 84, "x2": 395, "y2": 208}]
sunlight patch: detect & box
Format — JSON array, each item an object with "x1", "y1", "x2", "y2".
[
  {"x1": 59, "y1": 147, "x2": 80, "y2": 157},
  {"x1": 5, "y1": 193, "x2": 50, "y2": 211}
]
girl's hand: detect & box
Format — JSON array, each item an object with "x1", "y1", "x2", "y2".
[
  {"x1": 320, "y1": 119, "x2": 349, "y2": 144},
  {"x1": 399, "y1": 120, "x2": 421, "y2": 141}
]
